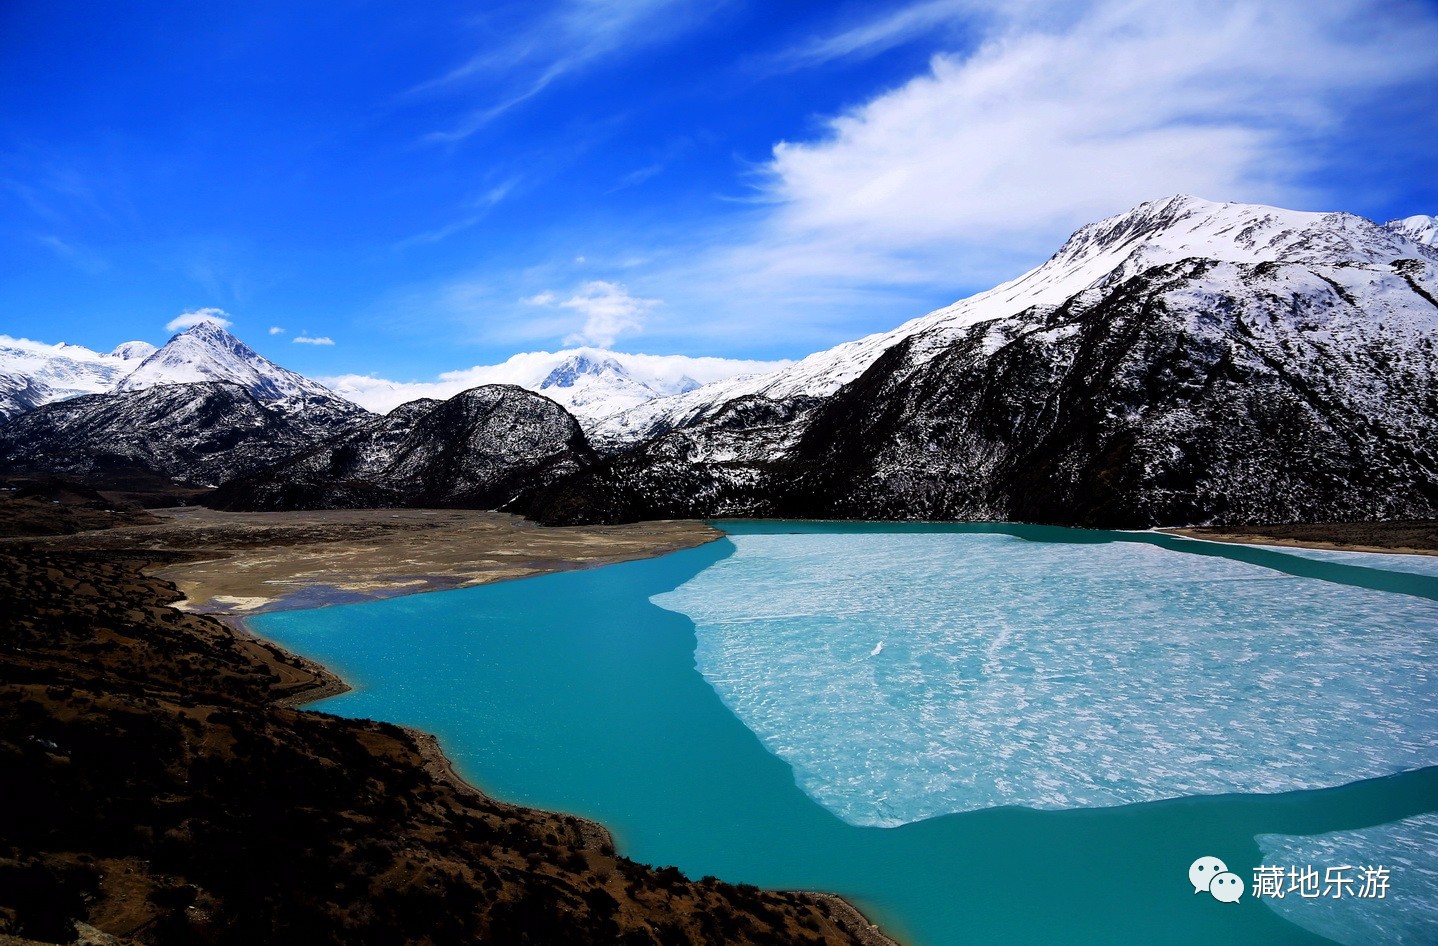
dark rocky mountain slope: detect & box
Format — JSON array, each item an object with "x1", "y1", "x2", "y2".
[
  {"x1": 0, "y1": 382, "x2": 323, "y2": 489},
  {"x1": 528, "y1": 199, "x2": 1438, "y2": 528},
  {"x1": 210, "y1": 385, "x2": 596, "y2": 511}
]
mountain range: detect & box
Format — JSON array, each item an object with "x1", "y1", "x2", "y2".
[
  {"x1": 321, "y1": 348, "x2": 712, "y2": 427},
  {"x1": 2, "y1": 195, "x2": 1434, "y2": 529},
  {"x1": 532, "y1": 196, "x2": 1438, "y2": 526}
]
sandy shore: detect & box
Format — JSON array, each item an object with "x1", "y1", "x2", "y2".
[
  {"x1": 6, "y1": 505, "x2": 722, "y2": 616},
  {"x1": 1161, "y1": 519, "x2": 1438, "y2": 556}
]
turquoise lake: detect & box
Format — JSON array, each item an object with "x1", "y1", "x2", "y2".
[{"x1": 251, "y1": 522, "x2": 1438, "y2": 945}]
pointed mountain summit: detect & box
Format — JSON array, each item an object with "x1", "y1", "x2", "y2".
[
  {"x1": 531, "y1": 350, "x2": 693, "y2": 421},
  {"x1": 119, "y1": 320, "x2": 338, "y2": 402},
  {"x1": 596, "y1": 195, "x2": 1438, "y2": 443},
  {"x1": 535, "y1": 195, "x2": 1438, "y2": 528},
  {"x1": 115, "y1": 320, "x2": 367, "y2": 436}
]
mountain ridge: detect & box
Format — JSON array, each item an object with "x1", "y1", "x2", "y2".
[
  {"x1": 4, "y1": 195, "x2": 1435, "y2": 530},
  {"x1": 592, "y1": 195, "x2": 1438, "y2": 444},
  {"x1": 527, "y1": 196, "x2": 1438, "y2": 528}
]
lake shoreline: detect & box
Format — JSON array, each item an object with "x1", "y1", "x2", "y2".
[
  {"x1": 213, "y1": 518, "x2": 902, "y2": 946},
  {"x1": 1160, "y1": 519, "x2": 1438, "y2": 556},
  {"x1": 1, "y1": 494, "x2": 900, "y2": 946}
]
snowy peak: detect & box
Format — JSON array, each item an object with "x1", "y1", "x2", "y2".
[
  {"x1": 116, "y1": 321, "x2": 348, "y2": 407},
  {"x1": 595, "y1": 195, "x2": 1438, "y2": 445},
  {"x1": 1045, "y1": 195, "x2": 1431, "y2": 287},
  {"x1": 0, "y1": 336, "x2": 135, "y2": 420},
  {"x1": 1385, "y1": 214, "x2": 1438, "y2": 247},
  {"x1": 533, "y1": 350, "x2": 679, "y2": 419},
  {"x1": 110, "y1": 340, "x2": 158, "y2": 361},
  {"x1": 539, "y1": 352, "x2": 630, "y2": 390},
  {"x1": 323, "y1": 347, "x2": 755, "y2": 421}
]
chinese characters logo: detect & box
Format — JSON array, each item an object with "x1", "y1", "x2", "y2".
[{"x1": 1190, "y1": 856, "x2": 1390, "y2": 905}]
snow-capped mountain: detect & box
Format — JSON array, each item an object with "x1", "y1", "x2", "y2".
[
  {"x1": 0, "y1": 336, "x2": 154, "y2": 420},
  {"x1": 109, "y1": 341, "x2": 159, "y2": 361},
  {"x1": 596, "y1": 196, "x2": 1438, "y2": 444},
  {"x1": 0, "y1": 320, "x2": 365, "y2": 436},
  {"x1": 321, "y1": 347, "x2": 773, "y2": 424},
  {"x1": 117, "y1": 320, "x2": 356, "y2": 411},
  {"x1": 530, "y1": 195, "x2": 1438, "y2": 528},
  {"x1": 1386, "y1": 214, "x2": 1438, "y2": 247}
]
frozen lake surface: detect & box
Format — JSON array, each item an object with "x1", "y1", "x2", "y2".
[{"x1": 255, "y1": 522, "x2": 1438, "y2": 946}]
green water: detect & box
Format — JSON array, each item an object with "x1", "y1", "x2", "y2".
[{"x1": 251, "y1": 522, "x2": 1438, "y2": 945}]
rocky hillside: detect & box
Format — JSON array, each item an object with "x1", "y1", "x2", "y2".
[
  {"x1": 529, "y1": 197, "x2": 1438, "y2": 528},
  {"x1": 210, "y1": 385, "x2": 596, "y2": 511},
  {"x1": 0, "y1": 382, "x2": 325, "y2": 489},
  {"x1": 0, "y1": 505, "x2": 885, "y2": 946}
]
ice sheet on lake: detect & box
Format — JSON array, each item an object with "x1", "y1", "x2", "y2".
[
  {"x1": 1256, "y1": 813, "x2": 1438, "y2": 945},
  {"x1": 652, "y1": 531, "x2": 1438, "y2": 826},
  {"x1": 1246, "y1": 543, "x2": 1438, "y2": 578}
]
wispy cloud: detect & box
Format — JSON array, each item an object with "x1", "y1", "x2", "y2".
[
  {"x1": 35, "y1": 235, "x2": 108, "y2": 274},
  {"x1": 770, "y1": 0, "x2": 977, "y2": 71},
  {"x1": 526, "y1": 280, "x2": 659, "y2": 347},
  {"x1": 268, "y1": 326, "x2": 286, "y2": 335},
  {"x1": 738, "y1": 0, "x2": 1438, "y2": 293},
  {"x1": 293, "y1": 334, "x2": 335, "y2": 346},
  {"x1": 391, "y1": 0, "x2": 1438, "y2": 358},
  {"x1": 395, "y1": 178, "x2": 521, "y2": 248},
  {"x1": 416, "y1": 0, "x2": 725, "y2": 143},
  {"x1": 166, "y1": 307, "x2": 232, "y2": 333}
]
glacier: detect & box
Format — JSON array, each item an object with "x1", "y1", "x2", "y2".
[{"x1": 652, "y1": 527, "x2": 1438, "y2": 827}]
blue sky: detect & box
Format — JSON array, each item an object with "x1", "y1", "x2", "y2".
[{"x1": 3, "y1": 0, "x2": 1437, "y2": 383}]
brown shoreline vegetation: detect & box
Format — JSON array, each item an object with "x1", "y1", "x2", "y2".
[
  {"x1": 0, "y1": 483, "x2": 896, "y2": 946},
  {"x1": 1161, "y1": 519, "x2": 1438, "y2": 555}
]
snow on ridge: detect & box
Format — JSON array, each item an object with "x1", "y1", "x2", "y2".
[
  {"x1": 1385, "y1": 214, "x2": 1438, "y2": 247},
  {"x1": 595, "y1": 195, "x2": 1438, "y2": 444},
  {"x1": 0, "y1": 334, "x2": 151, "y2": 420},
  {"x1": 322, "y1": 348, "x2": 788, "y2": 420},
  {"x1": 116, "y1": 320, "x2": 347, "y2": 405}
]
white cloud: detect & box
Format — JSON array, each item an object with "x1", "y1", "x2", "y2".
[
  {"x1": 526, "y1": 280, "x2": 659, "y2": 348},
  {"x1": 293, "y1": 335, "x2": 335, "y2": 346},
  {"x1": 743, "y1": 0, "x2": 1438, "y2": 291},
  {"x1": 322, "y1": 348, "x2": 788, "y2": 415},
  {"x1": 166, "y1": 307, "x2": 233, "y2": 332},
  {"x1": 36, "y1": 235, "x2": 108, "y2": 274},
  {"x1": 268, "y1": 326, "x2": 286, "y2": 335},
  {"x1": 387, "y1": 0, "x2": 1438, "y2": 358}
]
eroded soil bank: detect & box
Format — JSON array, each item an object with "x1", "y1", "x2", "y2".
[{"x1": 0, "y1": 490, "x2": 892, "y2": 946}]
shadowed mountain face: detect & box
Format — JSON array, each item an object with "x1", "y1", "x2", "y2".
[
  {"x1": 779, "y1": 259, "x2": 1438, "y2": 527},
  {"x1": 209, "y1": 385, "x2": 597, "y2": 511},
  {"x1": 527, "y1": 201, "x2": 1438, "y2": 529},
  {"x1": 2, "y1": 198, "x2": 1433, "y2": 528},
  {"x1": 0, "y1": 382, "x2": 322, "y2": 489}
]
